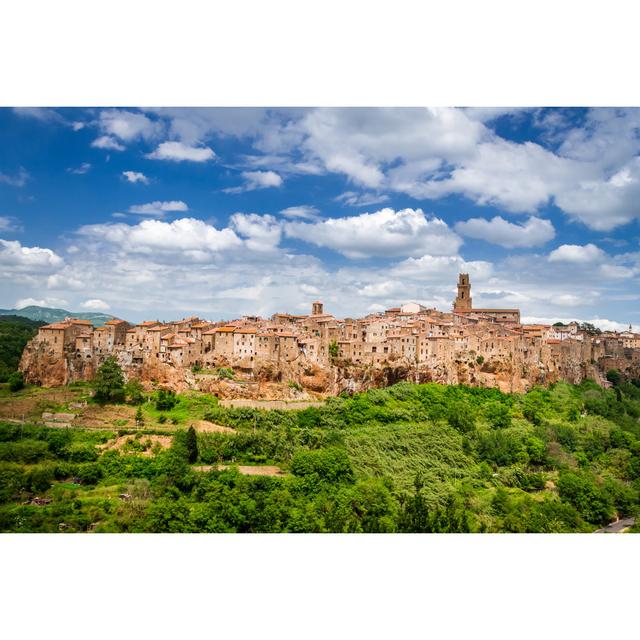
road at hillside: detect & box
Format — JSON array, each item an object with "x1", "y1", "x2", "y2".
[{"x1": 594, "y1": 517, "x2": 635, "y2": 533}]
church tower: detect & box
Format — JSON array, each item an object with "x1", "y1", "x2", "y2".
[{"x1": 454, "y1": 273, "x2": 472, "y2": 312}]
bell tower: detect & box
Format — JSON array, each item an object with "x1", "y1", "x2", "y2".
[{"x1": 454, "y1": 273, "x2": 472, "y2": 312}]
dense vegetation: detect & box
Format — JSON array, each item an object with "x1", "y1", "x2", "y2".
[
  {"x1": 0, "y1": 315, "x2": 43, "y2": 382},
  {"x1": 2, "y1": 376, "x2": 640, "y2": 532}
]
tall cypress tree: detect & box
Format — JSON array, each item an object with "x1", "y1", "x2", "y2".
[{"x1": 186, "y1": 425, "x2": 198, "y2": 464}]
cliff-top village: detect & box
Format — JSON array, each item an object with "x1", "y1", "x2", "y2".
[{"x1": 19, "y1": 274, "x2": 640, "y2": 395}]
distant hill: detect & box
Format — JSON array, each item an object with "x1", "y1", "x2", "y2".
[
  {"x1": 0, "y1": 305, "x2": 117, "y2": 327},
  {"x1": 0, "y1": 315, "x2": 45, "y2": 381}
]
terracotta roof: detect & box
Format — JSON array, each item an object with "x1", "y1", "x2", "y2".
[
  {"x1": 69, "y1": 318, "x2": 93, "y2": 325},
  {"x1": 94, "y1": 326, "x2": 107, "y2": 332},
  {"x1": 458, "y1": 308, "x2": 520, "y2": 313},
  {"x1": 236, "y1": 328, "x2": 257, "y2": 334},
  {"x1": 215, "y1": 326, "x2": 236, "y2": 333},
  {"x1": 41, "y1": 322, "x2": 70, "y2": 330},
  {"x1": 105, "y1": 319, "x2": 126, "y2": 325}
]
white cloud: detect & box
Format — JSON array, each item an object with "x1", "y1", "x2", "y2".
[
  {"x1": 455, "y1": 216, "x2": 555, "y2": 248},
  {"x1": 122, "y1": 171, "x2": 149, "y2": 184},
  {"x1": 391, "y1": 254, "x2": 494, "y2": 281},
  {"x1": 128, "y1": 200, "x2": 189, "y2": 216},
  {"x1": 67, "y1": 162, "x2": 92, "y2": 175},
  {"x1": 146, "y1": 141, "x2": 215, "y2": 162},
  {"x1": 358, "y1": 280, "x2": 405, "y2": 298},
  {"x1": 217, "y1": 107, "x2": 640, "y2": 231},
  {"x1": 15, "y1": 297, "x2": 68, "y2": 309},
  {"x1": 285, "y1": 208, "x2": 462, "y2": 259},
  {"x1": 229, "y1": 213, "x2": 281, "y2": 252},
  {"x1": 548, "y1": 243, "x2": 606, "y2": 264},
  {"x1": 554, "y1": 158, "x2": 640, "y2": 231},
  {"x1": 335, "y1": 191, "x2": 390, "y2": 207},
  {"x1": 91, "y1": 136, "x2": 125, "y2": 151},
  {"x1": 224, "y1": 170, "x2": 283, "y2": 193},
  {"x1": 0, "y1": 239, "x2": 63, "y2": 272},
  {"x1": 0, "y1": 216, "x2": 20, "y2": 233},
  {"x1": 279, "y1": 205, "x2": 321, "y2": 220},
  {"x1": 77, "y1": 218, "x2": 243, "y2": 258},
  {"x1": 0, "y1": 168, "x2": 29, "y2": 187},
  {"x1": 80, "y1": 299, "x2": 110, "y2": 311},
  {"x1": 98, "y1": 109, "x2": 163, "y2": 143}
]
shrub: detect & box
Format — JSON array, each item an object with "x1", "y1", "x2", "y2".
[
  {"x1": 606, "y1": 369, "x2": 622, "y2": 386},
  {"x1": 291, "y1": 448, "x2": 354, "y2": 484},
  {"x1": 217, "y1": 368, "x2": 234, "y2": 380},
  {"x1": 125, "y1": 379, "x2": 145, "y2": 405},
  {"x1": 7, "y1": 371, "x2": 25, "y2": 392},
  {"x1": 155, "y1": 389, "x2": 178, "y2": 411}
]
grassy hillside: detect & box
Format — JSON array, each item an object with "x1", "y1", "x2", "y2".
[
  {"x1": 1, "y1": 378, "x2": 640, "y2": 532},
  {"x1": 0, "y1": 315, "x2": 44, "y2": 382},
  {"x1": 0, "y1": 305, "x2": 116, "y2": 326}
]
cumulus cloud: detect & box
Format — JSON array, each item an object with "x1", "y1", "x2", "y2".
[
  {"x1": 229, "y1": 213, "x2": 281, "y2": 252},
  {"x1": 80, "y1": 298, "x2": 110, "y2": 311},
  {"x1": 548, "y1": 243, "x2": 606, "y2": 264},
  {"x1": 76, "y1": 218, "x2": 243, "y2": 259},
  {"x1": 285, "y1": 208, "x2": 462, "y2": 259},
  {"x1": 146, "y1": 141, "x2": 215, "y2": 162},
  {"x1": 128, "y1": 200, "x2": 189, "y2": 216},
  {"x1": 122, "y1": 171, "x2": 149, "y2": 184},
  {"x1": 224, "y1": 170, "x2": 283, "y2": 194},
  {"x1": 206, "y1": 107, "x2": 640, "y2": 231},
  {"x1": 455, "y1": 216, "x2": 555, "y2": 248},
  {"x1": 98, "y1": 109, "x2": 163, "y2": 143},
  {"x1": 91, "y1": 136, "x2": 125, "y2": 151},
  {"x1": 279, "y1": 205, "x2": 321, "y2": 220},
  {"x1": 0, "y1": 239, "x2": 63, "y2": 273}
]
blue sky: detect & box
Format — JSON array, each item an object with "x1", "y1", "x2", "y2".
[{"x1": 0, "y1": 107, "x2": 639, "y2": 329}]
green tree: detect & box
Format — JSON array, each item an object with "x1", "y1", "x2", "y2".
[
  {"x1": 447, "y1": 400, "x2": 476, "y2": 433},
  {"x1": 186, "y1": 426, "x2": 199, "y2": 464},
  {"x1": 484, "y1": 400, "x2": 511, "y2": 429},
  {"x1": 92, "y1": 357, "x2": 125, "y2": 404},
  {"x1": 7, "y1": 371, "x2": 25, "y2": 392},
  {"x1": 328, "y1": 340, "x2": 339, "y2": 361},
  {"x1": 125, "y1": 378, "x2": 145, "y2": 404},
  {"x1": 135, "y1": 406, "x2": 144, "y2": 426}
]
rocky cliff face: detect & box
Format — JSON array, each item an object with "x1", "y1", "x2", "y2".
[{"x1": 19, "y1": 336, "x2": 640, "y2": 398}]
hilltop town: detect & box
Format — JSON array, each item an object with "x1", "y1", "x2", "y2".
[{"x1": 19, "y1": 274, "x2": 640, "y2": 397}]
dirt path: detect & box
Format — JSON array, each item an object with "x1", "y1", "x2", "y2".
[
  {"x1": 193, "y1": 464, "x2": 287, "y2": 476},
  {"x1": 191, "y1": 420, "x2": 235, "y2": 433}
]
